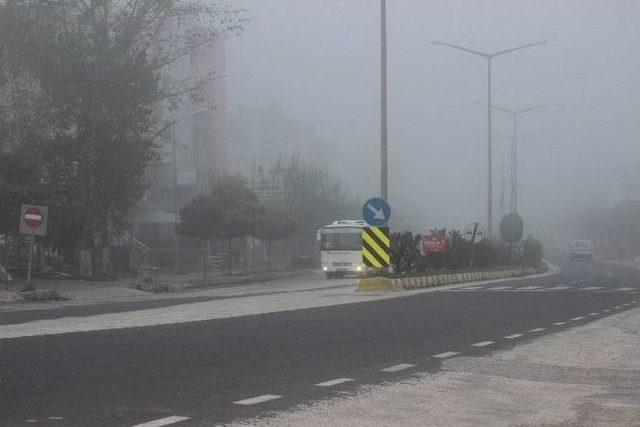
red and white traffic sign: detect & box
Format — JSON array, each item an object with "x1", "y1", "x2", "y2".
[
  {"x1": 420, "y1": 234, "x2": 447, "y2": 255},
  {"x1": 19, "y1": 204, "x2": 48, "y2": 236},
  {"x1": 24, "y1": 206, "x2": 43, "y2": 228}
]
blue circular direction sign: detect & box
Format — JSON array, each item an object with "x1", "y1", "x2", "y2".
[{"x1": 362, "y1": 197, "x2": 391, "y2": 227}]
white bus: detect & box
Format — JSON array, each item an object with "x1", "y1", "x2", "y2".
[{"x1": 317, "y1": 220, "x2": 367, "y2": 278}]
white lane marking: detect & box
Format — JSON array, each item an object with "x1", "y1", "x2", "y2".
[
  {"x1": 571, "y1": 316, "x2": 585, "y2": 321},
  {"x1": 381, "y1": 363, "x2": 415, "y2": 372},
  {"x1": 582, "y1": 286, "x2": 603, "y2": 290},
  {"x1": 529, "y1": 328, "x2": 546, "y2": 332},
  {"x1": 472, "y1": 341, "x2": 495, "y2": 347},
  {"x1": 315, "y1": 378, "x2": 354, "y2": 387},
  {"x1": 504, "y1": 333, "x2": 523, "y2": 339},
  {"x1": 432, "y1": 351, "x2": 459, "y2": 359},
  {"x1": 550, "y1": 286, "x2": 571, "y2": 290},
  {"x1": 234, "y1": 394, "x2": 282, "y2": 405},
  {"x1": 49, "y1": 417, "x2": 64, "y2": 420},
  {"x1": 616, "y1": 287, "x2": 634, "y2": 291},
  {"x1": 131, "y1": 417, "x2": 190, "y2": 427},
  {"x1": 588, "y1": 312, "x2": 599, "y2": 316},
  {"x1": 603, "y1": 309, "x2": 611, "y2": 312},
  {"x1": 461, "y1": 286, "x2": 482, "y2": 290},
  {"x1": 614, "y1": 306, "x2": 622, "y2": 309},
  {"x1": 490, "y1": 286, "x2": 512, "y2": 290},
  {"x1": 517, "y1": 286, "x2": 541, "y2": 290},
  {"x1": 553, "y1": 322, "x2": 567, "y2": 325}
]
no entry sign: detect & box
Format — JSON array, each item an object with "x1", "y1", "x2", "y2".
[{"x1": 19, "y1": 204, "x2": 48, "y2": 236}]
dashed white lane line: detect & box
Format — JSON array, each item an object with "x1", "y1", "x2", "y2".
[
  {"x1": 432, "y1": 351, "x2": 459, "y2": 359},
  {"x1": 571, "y1": 316, "x2": 585, "y2": 321},
  {"x1": 582, "y1": 286, "x2": 603, "y2": 290},
  {"x1": 49, "y1": 417, "x2": 64, "y2": 420},
  {"x1": 472, "y1": 341, "x2": 495, "y2": 347},
  {"x1": 587, "y1": 312, "x2": 599, "y2": 316},
  {"x1": 381, "y1": 363, "x2": 415, "y2": 372},
  {"x1": 504, "y1": 333, "x2": 524, "y2": 339},
  {"x1": 315, "y1": 378, "x2": 354, "y2": 387},
  {"x1": 614, "y1": 306, "x2": 622, "y2": 309},
  {"x1": 616, "y1": 287, "x2": 634, "y2": 291},
  {"x1": 131, "y1": 416, "x2": 191, "y2": 427},
  {"x1": 553, "y1": 322, "x2": 567, "y2": 326},
  {"x1": 603, "y1": 309, "x2": 611, "y2": 312},
  {"x1": 529, "y1": 328, "x2": 546, "y2": 332},
  {"x1": 490, "y1": 286, "x2": 512, "y2": 290},
  {"x1": 234, "y1": 394, "x2": 282, "y2": 405}
]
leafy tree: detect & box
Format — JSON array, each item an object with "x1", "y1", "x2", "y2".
[
  {"x1": 390, "y1": 231, "x2": 420, "y2": 274},
  {"x1": 176, "y1": 195, "x2": 217, "y2": 277},
  {"x1": 253, "y1": 204, "x2": 296, "y2": 266},
  {"x1": 210, "y1": 175, "x2": 263, "y2": 275},
  {"x1": 0, "y1": 1, "x2": 246, "y2": 277}
]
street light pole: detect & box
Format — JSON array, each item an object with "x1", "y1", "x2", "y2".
[
  {"x1": 432, "y1": 40, "x2": 546, "y2": 238},
  {"x1": 477, "y1": 102, "x2": 550, "y2": 214},
  {"x1": 380, "y1": 0, "x2": 388, "y2": 201}
]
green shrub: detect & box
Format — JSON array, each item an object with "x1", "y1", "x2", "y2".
[{"x1": 522, "y1": 235, "x2": 544, "y2": 266}]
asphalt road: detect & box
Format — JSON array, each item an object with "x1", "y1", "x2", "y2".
[{"x1": 1, "y1": 255, "x2": 638, "y2": 426}]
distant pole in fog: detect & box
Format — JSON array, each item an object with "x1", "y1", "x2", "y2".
[
  {"x1": 476, "y1": 102, "x2": 551, "y2": 214},
  {"x1": 380, "y1": 0, "x2": 388, "y2": 201},
  {"x1": 432, "y1": 40, "x2": 546, "y2": 238}
]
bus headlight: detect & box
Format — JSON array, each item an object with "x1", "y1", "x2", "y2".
[
  {"x1": 322, "y1": 266, "x2": 328, "y2": 271},
  {"x1": 356, "y1": 265, "x2": 363, "y2": 272}
]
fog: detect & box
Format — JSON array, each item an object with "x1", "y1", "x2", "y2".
[{"x1": 223, "y1": 0, "x2": 640, "y2": 237}]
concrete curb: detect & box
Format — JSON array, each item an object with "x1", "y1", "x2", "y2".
[
  {"x1": 185, "y1": 268, "x2": 313, "y2": 290},
  {"x1": 357, "y1": 266, "x2": 545, "y2": 291}
]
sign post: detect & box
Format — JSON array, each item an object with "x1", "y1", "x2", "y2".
[
  {"x1": 19, "y1": 204, "x2": 48, "y2": 291},
  {"x1": 362, "y1": 198, "x2": 392, "y2": 272}
]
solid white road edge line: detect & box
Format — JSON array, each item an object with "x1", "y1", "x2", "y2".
[
  {"x1": 131, "y1": 416, "x2": 191, "y2": 427},
  {"x1": 315, "y1": 378, "x2": 354, "y2": 387},
  {"x1": 381, "y1": 364, "x2": 415, "y2": 372},
  {"x1": 234, "y1": 395, "x2": 282, "y2": 405}
]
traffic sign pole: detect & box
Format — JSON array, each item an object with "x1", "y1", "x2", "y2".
[{"x1": 26, "y1": 234, "x2": 35, "y2": 291}]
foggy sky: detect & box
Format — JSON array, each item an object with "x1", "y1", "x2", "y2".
[{"x1": 223, "y1": 0, "x2": 640, "y2": 237}]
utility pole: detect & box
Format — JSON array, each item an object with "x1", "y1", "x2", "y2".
[
  {"x1": 380, "y1": 0, "x2": 388, "y2": 201},
  {"x1": 432, "y1": 40, "x2": 546, "y2": 238}
]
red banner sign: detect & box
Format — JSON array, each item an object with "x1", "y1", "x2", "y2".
[{"x1": 420, "y1": 234, "x2": 447, "y2": 255}]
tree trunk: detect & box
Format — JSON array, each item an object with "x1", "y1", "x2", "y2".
[{"x1": 78, "y1": 249, "x2": 92, "y2": 278}]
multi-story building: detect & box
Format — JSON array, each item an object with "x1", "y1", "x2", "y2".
[{"x1": 130, "y1": 38, "x2": 226, "y2": 248}]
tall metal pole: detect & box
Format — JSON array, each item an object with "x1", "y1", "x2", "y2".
[
  {"x1": 512, "y1": 114, "x2": 518, "y2": 213},
  {"x1": 431, "y1": 40, "x2": 545, "y2": 238},
  {"x1": 487, "y1": 58, "x2": 493, "y2": 238},
  {"x1": 380, "y1": 0, "x2": 388, "y2": 201}
]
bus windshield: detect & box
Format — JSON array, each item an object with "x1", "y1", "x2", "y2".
[{"x1": 320, "y1": 227, "x2": 362, "y2": 251}]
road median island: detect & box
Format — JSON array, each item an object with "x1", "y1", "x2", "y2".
[{"x1": 357, "y1": 264, "x2": 547, "y2": 291}]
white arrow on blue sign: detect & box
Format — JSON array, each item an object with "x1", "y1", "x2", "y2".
[{"x1": 362, "y1": 197, "x2": 391, "y2": 227}]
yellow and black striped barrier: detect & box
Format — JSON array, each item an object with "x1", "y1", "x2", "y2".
[{"x1": 362, "y1": 226, "x2": 390, "y2": 268}]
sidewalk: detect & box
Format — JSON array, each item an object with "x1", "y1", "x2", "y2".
[{"x1": 0, "y1": 268, "x2": 315, "y2": 307}]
